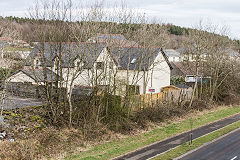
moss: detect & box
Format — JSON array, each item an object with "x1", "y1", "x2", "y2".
[
  {"x1": 17, "y1": 114, "x2": 23, "y2": 117},
  {"x1": 31, "y1": 105, "x2": 42, "y2": 109},
  {"x1": 4, "y1": 115, "x2": 12, "y2": 119},
  {"x1": 31, "y1": 115, "x2": 43, "y2": 122},
  {"x1": 10, "y1": 112, "x2": 18, "y2": 117}
]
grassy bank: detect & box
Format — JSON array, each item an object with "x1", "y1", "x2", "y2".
[
  {"x1": 153, "y1": 120, "x2": 240, "y2": 160},
  {"x1": 67, "y1": 106, "x2": 240, "y2": 160}
]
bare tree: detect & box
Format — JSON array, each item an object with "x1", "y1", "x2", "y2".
[{"x1": 26, "y1": 0, "x2": 170, "y2": 130}]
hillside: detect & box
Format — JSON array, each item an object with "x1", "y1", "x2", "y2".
[{"x1": 0, "y1": 16, "x2": 238, "y2": 50}]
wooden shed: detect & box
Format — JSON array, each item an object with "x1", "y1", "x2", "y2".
[{"x1": 161, "y1": 85, "x2": 181, "y2": 92}]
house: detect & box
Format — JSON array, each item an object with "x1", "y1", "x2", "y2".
[
  {"x1": 112, "y1": 47, "x2": 172, "y2": 94},
  {"x1": 225, "y1": 49, "x2": 240, "y2": 61},
  {"x1": 6, "y1": 68, "x2": 61, "y2": 97},
  {"x1": 170, "y1": 62, "x2": 207, "y2": 84},
  {"x1": 0, "y1": 37, "x2": 13, "y2": 45},
  {"x1": 176, "y1": 47, "x2": 207, "y2": 62},
  {"x1": 164, "y1": 49, "x2": 182, "y2": 62},
  {"x1": 7, "y1": 68, "x2": 60, "y2": 85},
  {"x1": 8, "y1": 40, "x2": 172, "y2": 96},
  {"x1": 13, "y1": 40, "x2": 30, "y2": 47}
]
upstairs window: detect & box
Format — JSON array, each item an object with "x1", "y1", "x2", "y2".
[
  {"x1": 109, "y1": 62, "x2": 113, "y2": 69},
  {"x1": 131, "y1": 58, "x2": 136, "y2": 64},
  {"x1": 96, "y1": 62, "x2": 104, "y2": 70},
  {"x1": 76, "y1": 61, "x2": 81, "y2": 67}
]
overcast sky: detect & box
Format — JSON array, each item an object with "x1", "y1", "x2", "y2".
[{"x1": 0, "y1": 0, "x2": 240, "y2": 39}]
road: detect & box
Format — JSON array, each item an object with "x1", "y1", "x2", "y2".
[
  {"x1": 178, "y1": 128, "x2": 240, "y2": 160},
  {"x1": 0, "y1": 93, "x2": 42, "y2": 110},
  {"x1": 114, "y1": 114, "x2": 240, "y2": 160}
]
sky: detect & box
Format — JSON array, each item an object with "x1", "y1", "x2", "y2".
[{"x1": 0, "y1": 0, "x2": 240, "y2": 39}]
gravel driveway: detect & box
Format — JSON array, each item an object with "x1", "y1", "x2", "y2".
[{"x1": 0, "y1": 93, "x2": 43, "y2": 110}]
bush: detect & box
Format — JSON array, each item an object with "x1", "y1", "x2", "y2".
[
  {"x1": 135, "y1": 104, "x2": 187, "y2": 128},
  {"x1": 0, "y1": 68, "x2": 15, "y2": 81},
  {"x1": 102, "y1": 94, "x2": 136, "y2": 132}
]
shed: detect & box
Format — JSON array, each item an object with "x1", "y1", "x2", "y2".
[{"x1": 161, "y1": 85, "x2": 181, "y2": 92}]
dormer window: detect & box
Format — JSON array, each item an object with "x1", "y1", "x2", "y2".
[
  {"x1": 131, "y1": 58, "x2": 136, "y2": 64},
  {"x1": 77, "y1": 61, "x2": 81, "y2": 67}
]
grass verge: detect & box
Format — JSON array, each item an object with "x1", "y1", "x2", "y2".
[
  {"x1": 153, "y1": 120, "x2": 240, "y2": 160},
  {"x1": 67, "y1": 106, "x2": 240, "y2": 160}
]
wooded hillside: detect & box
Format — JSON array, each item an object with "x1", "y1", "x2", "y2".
[{"x1": 1, "y1": 16, "x2": 238, "y2": 50}]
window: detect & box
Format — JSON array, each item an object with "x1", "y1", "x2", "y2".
[
  {"x1": 126, "y1": 85, "x2": 140, "y2": 95},
  {"x1": 76, "y1": 61, "x2": 81, "y2": 67},
  {"x1": 96, "y1": 62, "x2": 104, "y2": 69},
  {"x1": 131, "y1": 58, "x2": 136, "y2": 64},
  {"x1": 109, "y1": 62, "x2": 113, "y2": 69}
]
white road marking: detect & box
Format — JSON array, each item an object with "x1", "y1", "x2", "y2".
[
  {"x1": 231, "y1": 156, "x2": 237, "y2": 160},
  {"x1": 126, "y1": 149, "x2": 156, "y2": 160}
]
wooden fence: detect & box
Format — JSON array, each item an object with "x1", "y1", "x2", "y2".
[{"x1": 129, "y1": 88, "x2": 193, "y2": 110}]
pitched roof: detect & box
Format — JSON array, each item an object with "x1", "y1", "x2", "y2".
[
  {"x1": 26, "y1": 42, "x2": 171, "y2": 71},
  {"x1": 176, "y1": 47, "x2": 188, "y2": 54},
  {"x1": 111, "y1": 47, "x2": 172, "y2": 70},
  {"x1": 171, "y1": 62, "x2": 204, "y2": 76},
  {"x1": 164, "y1": 49, "x2": 181, "y2": 57},
  {"x1": 111, "y1": 47, "x2": 158, "y2": 70},
  {"x1": 88, "y1": 34, "x2": 140, "y2": 48},
  {"x1": 20, "y1": 68, "x2": 61, "y2": 82},
  {"x1": 170, "y1": 62, "x2": 185, "y2": 77},
  {"x1": 26, "y1": 42, "x2": 106, "y2": 68}
]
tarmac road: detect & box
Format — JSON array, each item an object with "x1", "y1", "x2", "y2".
[
  {"x1": 114, "y1": 114, "x2": 240, "y2": 160},
  {"x1": 178, "y1": 128, "x2": 240, "y2": 160}
]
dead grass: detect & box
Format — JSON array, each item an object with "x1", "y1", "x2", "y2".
[
  {"x1": 68, "y1": 105, "x2": 240, "y2": 160},
  {"x1": 0, "y1": 104, "x2": 239, "y2": 160},
  {"x1": 0, "y1": 128, "x2": 85, "y2": 160}
]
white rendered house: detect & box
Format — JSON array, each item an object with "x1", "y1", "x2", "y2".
[{"x1": 9, "y1": 42, "x2": 172, "y2": 96}]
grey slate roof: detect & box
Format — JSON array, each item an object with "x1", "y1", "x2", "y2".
[
  {"x1": 26, "y1": 42, "x2": 106, "y2": 68},
  {"x1": 176, "y1": 47, "x2": 188, "y2": 54},
  {"x1": 21, "y1": 68, "x2": 61, "y2": 82},
  {"x1": 111, "y1": 47, "x2": 160, "y2": 70},
  {"x1": 164, "y1": 49, "x2": 181, "y2": 57},
  {"x1": 26, "y1": 42, "x2": 172, "y2": 71},
  {"x1": 111, "y1": 47, "x2": 172, "y2": 70}
]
